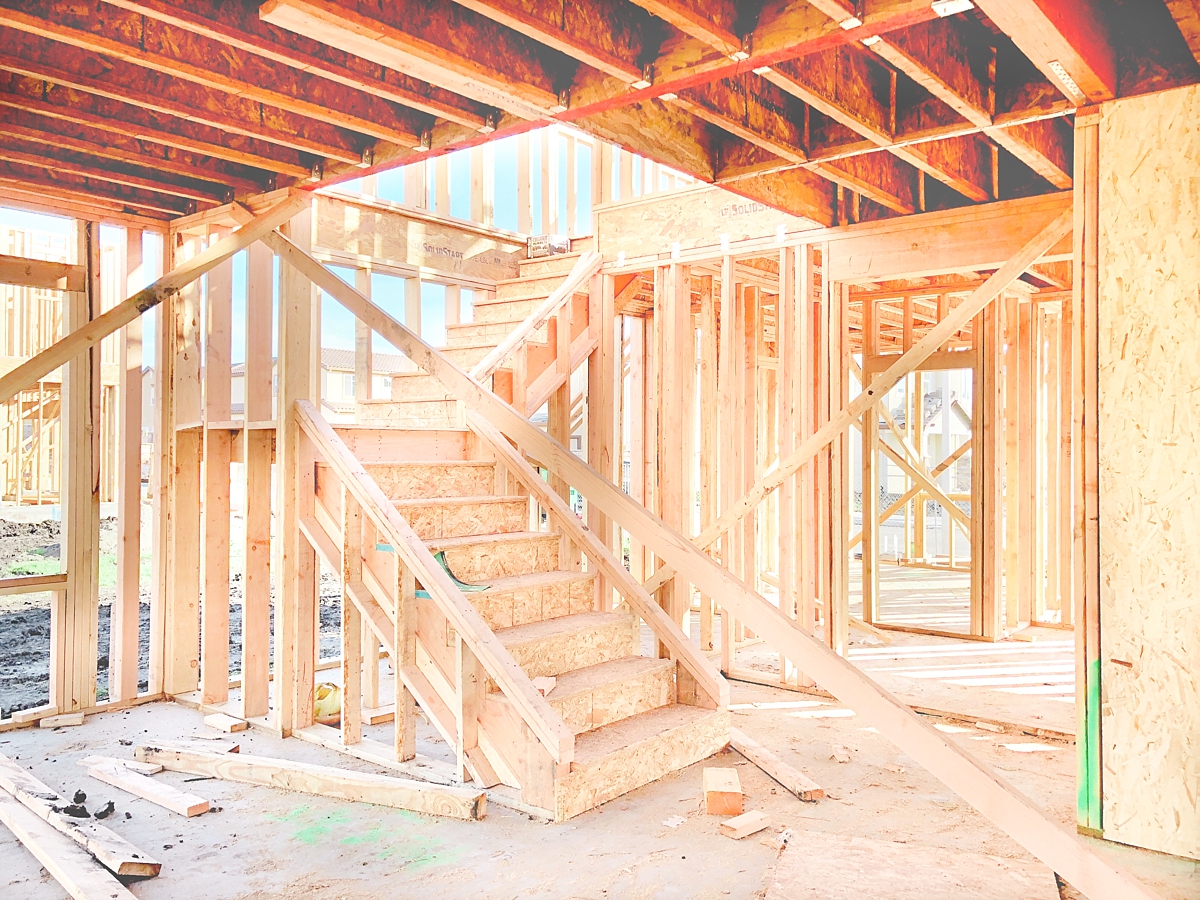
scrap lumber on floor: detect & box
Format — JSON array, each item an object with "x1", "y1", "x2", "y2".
[
  {"x1": 136, "y1": 744, "x2": 487, "y2": 820},
  {"x1": 86, "y1": 761, "x2": 211, "y2": 817},
  {"x1": 0, "y1": 788, "x2": 138, "y2": 900},
  {"x1": 40, "y1": 712, "x2": 85, "y2": 728},
  {"x1": 703, "y1": 767, "x2": 743, "y2": 815},
  {"x1": 203, "y1": 713, "x2": 247, "y2": 733},
  {"x1": 731, "y1": 728, "x2": 825, "y2": 801},
  {"x1": 78, "y1": 757, "x2": 163, "y2": 776},
  {"x1": 0, "y1": 754, "x2": 161, "y2": 877},
  {"x1": 719, "y1": 810, "x2": 772, "y2": 839}
]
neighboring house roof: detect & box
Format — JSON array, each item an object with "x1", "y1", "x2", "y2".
[{"x1": 230, "y1": 349, "x2": 409, "y2": 377}]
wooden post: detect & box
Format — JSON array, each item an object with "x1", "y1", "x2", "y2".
[
  {"x1": 395, "y1": 564, "x2": 417, "y2": 762},
  {"x1": 241, "y1": 241, "x2": 273, "y2": 719},
  {"x1": 1017, "y1": 300, "x2": 1035, "y2": 625},
  {"x1": 164, "y1": 232, "x2": 202, "y2": 697},
  {"x1": 698, "y1": 274, "x2": 718, "y2": 651},
  {"x1": 974, "y1": 298, "x2": 1005, "y2": 639},
  {"x1": 1057, "y1": 297, "x2": 1074, "y2": 628},
  {"x1": 404, "y1": 159, "x2": 427, "y2": 210},
  {"x1": 797, "y1": 247, "x2": 816, "y2": 642},
  {"x1": 828, "y1": 280, "x2": 850, "y2": 655},
  {"x1": 777, "y1": 249, "x2": 797, "y2": 683},
  {"x1": 111, "y1": 228, "x2": 143, "y2": 703},
  {"x1": 354, "y1": 269, "x2": 372, "y2": 402},
  {"x1": 516, "y1": 134, "x2": 532, "y2": 234},
  {"x1": 656, "y1": 264, "x2": 691, "y2": 641},
  {"x1": 628, "y1": 317, "x2": 646, "y2": 583},
  {"x1": 587, "y1": 273, "x2": 615, "y2": 608},
  {"x1": 56, "y1": 220, "x2": 101, "y2": 711},
  {"x1": 860, "y1": 295, "x2": 880, "y2": 624},
  {"x1": 404, "y1": 277, "x2": 422, "y2": 346},
  {"x1": 717, "y1": 257, "x2": 737, "y2": 671},
  {"x1": 1003, "y1": 292, "x2": 1020, "y2": 630},
  {"x1": 274, "y1": 207, "x2": 318, "y2": 734},
  {"x1": 200, "y1": 227, "x2": 233, "y2": 706},
  {"x1": 341, "y1": 487, "x2": 363, "y2": 747}
]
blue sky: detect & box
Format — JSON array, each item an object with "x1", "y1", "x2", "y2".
[{"x1": 0, "y1": 128, "x2": 608, "y2": 365}]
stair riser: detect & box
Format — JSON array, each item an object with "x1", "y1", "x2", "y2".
[
  {"x1": 495, "y1": 273, "x2": 569, "y2": 299},
  {"x1": 399, "y1": 499, "x2": 526, "y2": 540},
  {"x1": 437, "y1": 534, "x2": 560, "y2": 581},
  {"x1": 553, "y1": 665, "x2": 675, "y2": 735},
  {"x1": 360, "y1": 463, "x2": 495, "y2": 499},
  {"x1": 518, "y1": 255, "x2": 582, "y2": 279},
  {"x1": 505, "y1": 616, "x2": 635, "y2": 680},
  {"x1": 446, "y1": 320, "x2": 548, "y2": 347},
  {"x1": 443, "y1": 346, "x2": 493, "y2": 367},
  {"x1": 472, "y1": 575, "x2": 595, "y2": 631},
  {"x1": 474, "y1": 296, "x2": 541, "y2": 324},
  {"x1": 358, "y1": 400, "x2": 461, "y2": 428},
  {"x1": 554, "y1": 710, "x2": 731, "y2": 822},
  {"x1": 388, "y1": 374, "x2": 452, "y2": 402}
]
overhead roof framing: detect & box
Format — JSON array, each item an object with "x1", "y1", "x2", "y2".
[{"x1": 0, "y1": 0, "x2": 1196, "y2": 225}]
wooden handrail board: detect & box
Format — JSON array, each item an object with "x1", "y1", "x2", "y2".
[
  {"x1": 293, "y1": 399, "x2": 574, "y2": 764},
  {"x1": 0, "y1": 191, "x2": 308, "y2": 405},
  {"x1": 267, "y1": 212, "x2": 1165, "y2": 900},
  {"x1": 469, "y1": 251, "x2": 602, "y2": 382}
]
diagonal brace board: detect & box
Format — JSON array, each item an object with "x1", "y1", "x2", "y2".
[
  {"x1": 266, "y1": 206, "x2": 1161, "y2": 899},
  {"x1": 0, "y1": 190, "x2": 310, "y2": 406}
]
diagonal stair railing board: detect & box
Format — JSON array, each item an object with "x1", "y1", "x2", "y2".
[
  {"x1": 469, "y1": 251, "x2": 602, "y2": 384},
  {"x1": 294, "y1": 400, "x2": 575, "y2": 768},
  {"x1": 266, "y1": 214, "x2": 1169, "y2": 900},
  {"x1": 0, "y1": 190, "x2": 309, "y2": 406},
  {"x1": 265, "y1": 232, "x2": 726, "y2": 712}
]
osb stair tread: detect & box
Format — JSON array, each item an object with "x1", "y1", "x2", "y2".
[
  {"x1": 333, "y1": 424, "x2": 470, "y2": 434},
  {"x1": 497, "y1": 610, "x2": 632, "y2": 648},
  {"x1": 477, "y1": 570, "x2": 596, "y2": 594},
  {"x1": 352, "y1": 460, "x2": 495, "y2": 469},
  {"x1": 571, "y1": 704, "x2": 724, "y2": 766},
  {"x1": 425, "y1": 531, "x2": 558, "y2": 551},
  {"x1": 546, "y1": 656, "x2": 673, "y2": 701}
]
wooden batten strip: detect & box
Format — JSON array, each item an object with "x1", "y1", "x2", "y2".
[
  {"x1": 730, "y1": 728, "x2": 824, "y2": 801},
  {"x1": 86, "y1": 762, "x2": 210, "y2": 818},
  {"x1": 135, "y1": 745, "x2": 485, "y2": 821}
]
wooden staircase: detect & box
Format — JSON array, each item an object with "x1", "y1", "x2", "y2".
[{"x1": 300, "y1": 252, "x2": 728, "y2": 822}]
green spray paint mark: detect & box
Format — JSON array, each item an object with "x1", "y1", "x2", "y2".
[{"x1": 1076, "y1": 656, "x2": 1103, "y2": 832}]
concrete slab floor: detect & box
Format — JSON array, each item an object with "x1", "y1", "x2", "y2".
[{"x1": 1, "y1": 682, "x2": 1197, "y2": 900}]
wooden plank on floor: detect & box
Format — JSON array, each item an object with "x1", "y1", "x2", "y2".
[
  {"x1": 85, "y1": 762, "x2": 210, "y2": 818},
  {"x1": 0, "y1": 754, "x2": 161, "y2": 878},
  {"x1": 135, "y1": 745, "x2": 486, "y2": 821},
  {"x1": 730, "y1": 728, "x2": 824, "y2": 801},
  {"x1": 0, "y1": 789, "x2": 138, "y2": 900}
]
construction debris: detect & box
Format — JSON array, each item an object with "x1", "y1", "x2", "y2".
[
  {"x1": 0, "y1": 753, "x2": 161, "y2": 878},
  {"x1": 702, "y1": 767, "x2": 743, "y2": 816},
  {"x1": 86, "y1": 761, "x2": 211, "y2": 818},
  {"x1": 39, "y1": 712, "x2": 85, "y2": 729},
  {"x1": 203, "y1": 713, "x2": 248, "y2": 733},
  {"x1": 719, "y1": 810, "x2": 772, "y2": 840}
]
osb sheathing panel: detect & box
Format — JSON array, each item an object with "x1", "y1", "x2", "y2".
[{"x1": 1098, "y1": 82, "x2": 1200, "y2": 860}]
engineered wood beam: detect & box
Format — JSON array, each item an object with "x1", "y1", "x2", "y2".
[
  {"x1": 260, "y1": 0, "x2": 567, "y2": 119},
  {"x1": 104, "y1": 0, "x2": 489, "y2": 129},
  {"x1": 0, "y1": 158, "x2": 188, "y2": 218},
  {"x1": 0, "y1": 253, "x2": 85, "y2": 291},
  {"x1": 0, "y1": 28, "x2": 362, "y2": 165},
  {"x1": 629, "y1": 0, "x2": 742, "y2": 57},
  {"x1": 0, "y1": 112, "x2": 263, "y2": 197},
  {"x1": 0, "y1": 138, "x2": 229, "y2": 205},
  {"x1": 766, "y1": 44, "x2": 992, "y2": 203},
  {"x1": 817, "y1": 152, "x2": 917, "y2": 215},
  {"x1": 873, "y1": 18, "x2": 1072, "y2": 188},
  {"x1": 0, "y1": 1, "x2": 426, "y2": 151},
  {"x1": 0, "y1": 73, "x2": 310, "y2": 180},
  {"x1": 450, "y1": 0, "x2": 653, "y2": 82},
  {"x1": 675, "y1": 75, "x2": 807, "y2": 164},
  {"x1": 575, "y1": 100, "x2": 717, "y2": 180},
  {"x1": 1165, "y1": 0, "x2": 1200, "y2": 66},
  {"x1": 973, "y1": 0, "x2": 1116, "y2": 102},
  {"x1": 716, "y1": 165, "x2": 838, "y2": 227}
]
